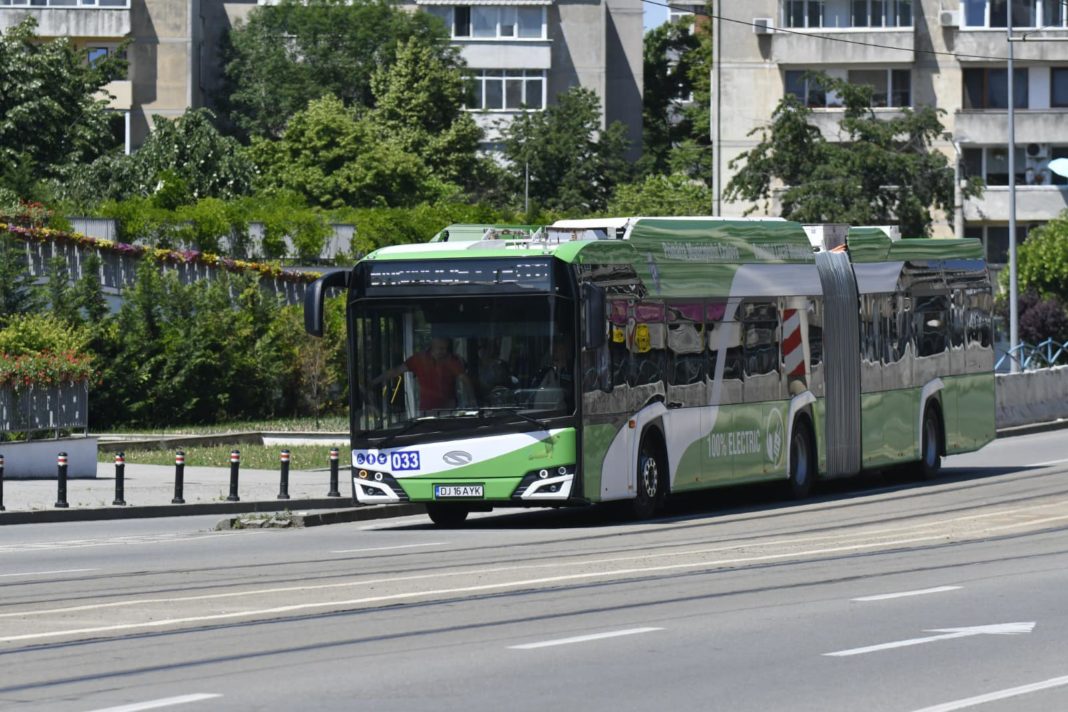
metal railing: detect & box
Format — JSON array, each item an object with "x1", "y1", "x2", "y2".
[
  {"x1": 995, "y1": 339, "x2": 1068, "y2": 371},
  {"x1": 0, "y1": 382, "x2": 89, "y2": 435}
]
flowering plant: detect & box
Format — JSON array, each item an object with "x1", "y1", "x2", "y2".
[
  {"x1": 0, "y1": 223, "x2": 322, "y2": 283},
  {"x1": 0, "y1": 351, "x2": 94, "y2": 388}
]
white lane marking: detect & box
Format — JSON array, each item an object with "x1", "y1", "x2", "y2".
[
  {"x1": 0, "y1": 532, "x2": 256, "y2": 555},
  {"x1": 0, "y1": 533, "x2": 977, "y2": 643},
  {"x1": 852, "y1": 586, "x2": 961, "y2": 602},
  {"x1": 909, "y1": 675, "x2": 1068, "y2": 712},
  {"x1": 824, "y1": 622, "x2": 1035, "y2": 657},
  {"x1": 331, "y1": 542, "x2": 446, "y2": 554},
  {"x1": 509, "y1": 627, "x2": 662, "y2": 650},
  {"x1": 1030, "y1": 457, "x2": 1068, "y2": 467},
  {"x1": 0, "y1": 568, "x2": 97, "y2": 579},
  {"x1": 85, "y1": 693, "x2": 222, "y2": 712},
  {"x1": 6, "y1": 505, "x2": 1066, "y2": 625}
]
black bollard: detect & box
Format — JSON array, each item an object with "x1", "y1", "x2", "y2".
[
  {"x1": 172, "y1": 450, "x2": 186, "y2": 504},
  {"x1": 113, "y1": 452, "x2": 127, "y2": 506},
  {"x1": 227, "y1": 449, "x2": 241, "y2": 502},
  {"x1": 55, "y1": 452, "x2": 69, "y2": 509},
  {"x1": 278, "y1": 449, "x2": 291, "y2": 500},
  {"x1": 0, "y1": 453, "x2": 5, "y2": 512},
  {"x1": 328, "y1": 447, "x2": 341, "y2": 497}
]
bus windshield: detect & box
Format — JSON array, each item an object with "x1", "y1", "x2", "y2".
[{"x1": 353, "y1": 295, "x2": 575, "y2": 434}]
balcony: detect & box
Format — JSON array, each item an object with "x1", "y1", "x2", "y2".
[
  {"x1": 955, "y1": 110, "x2": 1068, "y2": 145},
  {"x1": 771, "y1": 28, "x2": 914, "y2": 65},
  {"x1": 964, "y1": 186, "x2": 1068, "y2": 222},
  {"x1": 0, "y1": 0, "x2": 130, "y2": 37},
  {"x1": 456, "y1": 40, "x2": 551, "y2": 70},
  {"x1": 954, "y1": 29, "x2": 1068, "y2": 63}
]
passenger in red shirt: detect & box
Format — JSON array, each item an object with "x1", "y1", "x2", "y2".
[{"x1": 379, "y1": 338, "x2": 474, "y2": 412}]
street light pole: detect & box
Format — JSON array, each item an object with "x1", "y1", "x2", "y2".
[
  {"x1": 711, "y1": 0, "x2": 722, "y2": 216},
  {"x1": 1007, "y1": 6, "x2": 1020, "y2": 374}
]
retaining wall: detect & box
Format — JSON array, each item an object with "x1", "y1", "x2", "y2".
[
  {"x1": 996, "y1": 366, "x2": 1068, "y2": 428},
  {"x1": 0, "y1": 438, "x2": 99, "y2": 478}
]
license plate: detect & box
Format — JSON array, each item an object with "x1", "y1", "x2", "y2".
[{"x1": 434, "y1": 484, "x2": 484, "y2": 499}]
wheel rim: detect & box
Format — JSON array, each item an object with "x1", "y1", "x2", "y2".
[
  {"x1": 791, "y1": 431, "x2": 809, "y2": 486},
  {"x1": 640, "y1": 453, "x2": 659, "y2": 499}
]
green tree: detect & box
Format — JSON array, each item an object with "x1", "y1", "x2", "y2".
[
  {"x1": 250, "y1": 94, "x2": 454, "y2": 208},
  {"x1": 725, "y1": 73, "x2": 975, "y2": 237},
  {"x1": 640, "y1": 19, "x2": 700, "y2": 177},
  {"x1": 220, "y1": 0, "x2": 449, "y2": 139},
  {"x1": 44, "y1": 256, "x2": 80, "y2": 324},
  {"x1": 368, "y1": 36, "x2": 482, "y2": 188},
  {"x1": 0, "y1": 19, "x2": 125, "y2": 190},
  {"x1": 0, "y1": 233, "x2": 41, "y2": 325},
  {"x1": 502, "y1": 88, "x2": 632, "y2": 215},
  {"x1": 1015, "y1": 209, "x2": 1068, "y2": 303},
  {"x1": 55, "y1": 109, "x2": 255, "y2": 208},
  {"x1": 608, "y1": 173, "x2": 712, "y2": 216}
]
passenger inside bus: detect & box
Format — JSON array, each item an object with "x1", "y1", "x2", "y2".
[
  {"x1": 474, "y1": 338, "x2": 514, "y2": 404},
  {"x1": 377, "y1": 337, "x2": 476, "y2": 413}
]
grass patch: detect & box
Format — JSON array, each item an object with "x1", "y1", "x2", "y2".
[
  {"x1": 94, "y1": 415, "x2": 348, "y2": 436},
  {"x1": 101, "y1": 444, "x2": 341, "y2": 470}
]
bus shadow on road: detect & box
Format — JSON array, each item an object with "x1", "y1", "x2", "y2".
[{"x1": 386, "y1": 463, "x2": 1042, "y2": 531}]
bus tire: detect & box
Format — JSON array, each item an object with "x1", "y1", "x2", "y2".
[
  {"x1": 919, "y1": 404, "x2": 943, "y2": 480},
  {"x1": 786, "y1": 417, "x2": 815, "y2": 500},
  {"x1": 632, "y1": 432, "x2": 667, "y2": 519},
  {"x1": 426, "y1": 503, "x2": 470, "y2": 527}
]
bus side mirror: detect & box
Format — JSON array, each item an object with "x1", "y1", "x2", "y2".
[
  {"x1": 304, "y1": 269, "x2": 350, "y2": 337},
  {"x1": 583, "y1": 284, "x2": 606, "y2": 350}
]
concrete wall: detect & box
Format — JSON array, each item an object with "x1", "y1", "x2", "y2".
[
  {"x1": 996, "y1": 366, "x2": 1068, "y2": 428},
  {"x1": 1, "y1": 438, "x2": 99, "y2": 479}
]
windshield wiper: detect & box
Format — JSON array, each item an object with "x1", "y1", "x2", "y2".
[
  {"x1": 476, "y1": 407, "x2": 550, "y2": 431},
  {"x1": 374, "y1": 416, "x2": 438, "y2": 450}
]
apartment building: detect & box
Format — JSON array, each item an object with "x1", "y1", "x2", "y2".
[
  {"x1": 710, "y1": 0, "x2": 1068, "y2": 262},
  {"x1": 0, "y1": 0, "x2": 642, "y2": 158}
]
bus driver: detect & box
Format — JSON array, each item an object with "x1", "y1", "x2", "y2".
[{"x1": 376, "y1": 337, "x2": 475, "y2": 413}]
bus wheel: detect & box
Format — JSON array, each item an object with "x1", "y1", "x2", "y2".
[
  {"x1": 426, "y1": 503, "x2": 470, "y2": 527},
  {"x1": 920, "y1": 405, "x2": 943, "y2": 480},
  {"x1": 632, "y1": 434, "x2": 666, "y2": 519},
  {"x1": 786, "y1": 419, "x2": 815, "y2": 500}
]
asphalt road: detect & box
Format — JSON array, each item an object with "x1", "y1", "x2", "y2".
[{"x1": 2, "y1": 429, "x2": 1068, "y2": 712}]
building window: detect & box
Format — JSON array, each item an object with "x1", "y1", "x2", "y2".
[
  {"x1": 783, "y1": 0, "x2": 911, "y2": 27},
  {"x1": 785, "y1": 68, "x2": 909, "y2": 107},
  {"x1": 851, "y1": 0, "x2": 913, "y2": 26},
  {"x1": 846, "y1": 68, "x2": 911, "y2": 106},
  {"x1": 962, "y1": 145, "x2": 1068, "y2": 186},
  {"x1": 784, "y1": 0, "x2": 823, "y2": 28},
  {"x1": 428, "y1": 5, "x2": 544, "y2": 39},
  {"x1": 466, "y1": 69, "x2": 545, "y2": 111},
  {"x1": 964, "y1": 0, "x2": 1066, "y2": 27},
  {"x1": 1052, "y1": 68, "x2": 1068, "y2": 108},
  {"x1": 962, "y1": 67, "x2": 1029, "y2": 109}
]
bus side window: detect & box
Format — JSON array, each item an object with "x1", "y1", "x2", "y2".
[
  {"x1": 916, "y1": 295, "x2": 948, "y2": 357},
  {"x1": 631, "y1": 301, "x2": 666, "y2": 387},
  {"x1": 950, "y1": 289, "x2": 966, "y2": 350},
  {"x1": 667, "y1": 302, "x2": 705, "y2": 386},
  {"x1": 741, "y1": 300, "x2": 780, "y2": 402}
]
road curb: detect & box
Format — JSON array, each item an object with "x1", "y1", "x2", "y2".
[
  {"x1": 215, "y1": 504, "x2": 427, "y2": 530},
  {"x1": 0, "y1": 497, "x2": 357, "y2": 526},
  {"x1": 995, "y1": 419, "x2": 1068, "y2": 438}
]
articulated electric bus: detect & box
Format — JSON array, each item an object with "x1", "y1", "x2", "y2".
[{"x1": 304, "y1": 218, "x2": 995, "y2": 526}]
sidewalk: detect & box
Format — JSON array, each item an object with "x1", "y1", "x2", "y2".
[
  {"x1": 2, "y1": 419, "x2": 1064, "y2": 525},
  {"x1": 0, "y1": 461, "x2": 421, "y2": 525}
]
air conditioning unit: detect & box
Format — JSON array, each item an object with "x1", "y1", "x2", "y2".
[
  {"x1": 1026, "y1": 143, "x2": 1049, "y2": 159},
  {"x1": 753, "y1": 17, "x2": 774, "y2": 35},
  {"x1": 939, "y1": 9, "x2": 961, "y2": 27}
]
